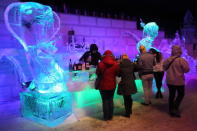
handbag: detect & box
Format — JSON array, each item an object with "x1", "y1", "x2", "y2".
[
  {"x1": 95, "y1": 68, "x2": 106, "y2": 90},
  {"x1": 95, "y1": 74, "x2": 102, "y2": 89}
]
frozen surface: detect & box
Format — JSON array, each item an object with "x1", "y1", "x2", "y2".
[
  {"x1": 4, "y1": 2, "x2": 72, "y2": 127},
  {"x1": 20, "y1": 91, "x2": 72, "y2": 127},
  {"x1": 137, "y1": 22, "x2": 159, "y2": 52}
]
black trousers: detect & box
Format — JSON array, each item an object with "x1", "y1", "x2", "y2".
[
  {"x1": 168, "y1": 84, "x2": 185, "y2": 112},
  {"x1": 123, "y1": 95, "x2": 133, "y2": 115},
  {"x1": 154, "y1": 71, "x2": 164, "y2": 92},
  {"x1": 99, "y1": 89, "x2": 115, "y2": 120}
]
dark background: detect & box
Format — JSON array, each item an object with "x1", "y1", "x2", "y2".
[{"x1": 21, "y1": 0, "x2": 197, "y2": 37}]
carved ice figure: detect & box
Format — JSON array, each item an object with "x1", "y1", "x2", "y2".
[
  {"x1": 4, "y1": 2, "x2": 60, "y2": 51},
  {"x1": 4, "y1": 2, "x2": 72, "y2": 126},
  {"x1": 27, "y1": 41, "x2": 67, "y2": 94},
  {"x1": 137, "y1": 22, "x2": 159, "y2": 52},
  {"x1": 171, "y1": 31, "x2": 188, "y2": 58},
  {"x1": 171, "y1": 31, "x2": 184, "y2": 47},
  {"x1": 170, "y1": 31, "x2": 197, "y2": 73},
  {"x1": 4, "y1": 2, "x2": 65, "y2": 94}
]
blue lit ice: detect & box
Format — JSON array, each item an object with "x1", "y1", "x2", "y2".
[
  {"x1": 4, "y1": 2, "x2": 72, "y2": 127},
  {"x1": 137, "y1": 22, "x2": 159, "y2": 52}
]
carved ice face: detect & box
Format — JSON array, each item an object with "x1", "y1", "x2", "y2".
[
  {"x1": 143, "y1": 22, "x2": 159, "y2": 39},
  {"x1": 20, "y1": 2, "x2": 54, "y2": 28},
  {"x1": 4, "y1": 2, "x2": 60, "y2": 51}
]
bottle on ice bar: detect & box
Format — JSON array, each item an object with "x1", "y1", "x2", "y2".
[{"x1": 69, "y1": 59, "x2": 72, "y2": 71}]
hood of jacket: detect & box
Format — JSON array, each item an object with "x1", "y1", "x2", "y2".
[
  {"x1": 171, "y1": 45, "x2": 182, "y2": 57},
  {"x1": 102, "y1": 50, "x2": 116, "y2": 67}
]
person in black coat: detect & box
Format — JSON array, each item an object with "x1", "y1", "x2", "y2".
[
  {"x1": 79, "y1": 44, "x2": 101, "y2": 66},
  {"x1": 117, "y1": 54, "x2": 138, "y2": 118}
]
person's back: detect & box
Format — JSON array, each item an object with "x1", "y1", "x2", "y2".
[
  {"x1": 96, "y1": 50, "x2": 119, "y2": 121},
  {"x1": 119, "y1": 59, "x2": 134, "y2": 81},
  {"x1": 163, "y1": 45, "x2": 190, "y2": 117},
  {"x1": 118, "y1": 58, "x2": 137, "y2": 95},
  {"x1": 138, "y1": 52, "x2": 155, "y2": 75},
  {"x1": 163, "y1": 46, "x2": 190, "y2": 85},
  {"x1": 117, "y1": 55, "x2": 137, "y2": 117},
  {"x1": 96, "y1": 50, "x2": 119, "y2": 90},
  {"x1": 150, "y1": 48, "x2": 164, "y2": 98},
  {"x1": 138, "y1": 45, "x2": 155, "y2": 105}
]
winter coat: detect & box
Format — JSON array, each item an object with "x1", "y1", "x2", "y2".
[
  {"x1": 138, "y1": 52, "x2": 155, "y2": 76},
  {"x1": 163, "y1": 45, "x2": 190, "y2": 86},
  {"x1": 96, "y1": 50, "x2": 119, "y2": 90},
  {"x1": 153, "y1": 60, "x2": 164, "y2": 72},
  {"x1": 117, "y1": 59, "x2": 137, "y2": 95}
]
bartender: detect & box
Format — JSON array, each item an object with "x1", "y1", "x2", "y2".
[{"x1": 79, "y1": 44, "x2": 101, "y2": 66}]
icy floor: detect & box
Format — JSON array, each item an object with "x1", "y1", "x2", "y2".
[{"x1": 0, "y1": 73, "x2": 197, "y2": 131}]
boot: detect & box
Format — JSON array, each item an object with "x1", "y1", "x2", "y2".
[
  {"x1": 124, "y1": 114, "x2": 130, "y2": 118},
  {"x1": 155, "y1": 91, "x2": 160, "y2": 99},
  {"x1": 169, "y1": 109, "x2": 176, "y2": 117},
  {"x1": 169, "y1": 109, "x2": 181, "y2": 118},
  {"x1": 159, "y1": 92, "x2": 163, "y2": 98},
  {"x1": 174, "y1": 109, "x2": 181, "y2": 118}
]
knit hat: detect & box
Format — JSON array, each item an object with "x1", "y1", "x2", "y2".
[
  {"x1": 102, "y1": 50, "x2": 115, "y2": 66},
  {"x1": 139, "y1": 45, "x2": 146, "y2": 53},
  {"x1": 103, "y1": 50, "x2": 113, "y2": 56},
  {"x1": 171, "y1": 45, "x2": 182, "y2": 57},
  {"x1": 121, "y1": 54, "x2": 129, "y2": 59}
]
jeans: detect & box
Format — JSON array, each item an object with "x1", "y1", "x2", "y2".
[
  {"x1": 154, "y1": 71, "x2": 164, "y2": 92},
  {"x1": 141, "y1": 74, "x2": 154, "y2": 104},
  {"x1": 168, "y1": 84, "x2": 185, "y2": 112},
  {"x1": 99, "y1": 89, "x2": 115, "y2": 120}
]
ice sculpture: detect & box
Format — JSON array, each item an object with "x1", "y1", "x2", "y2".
[
  {"x1": 170, "y1": 32, "x2": 197, "y2": 73},
  {"x1": 158, "y1": 31, "x2": 197, "y2": 73},
  {"x1": 137, "y1": 21, "x2": 159, "y2": 52},
  {"x1": 4, "y1": 2, "x2": 72, "y2": 127},
  {"x1": 182, "y1": 10, "x2": 197, "y2": 45},
  {"x1": 171, "y1": 31, "x2": 185, "y2": 47}
]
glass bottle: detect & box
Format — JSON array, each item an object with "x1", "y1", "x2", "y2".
[{"x1": 69, "y1": 59, "x2": 72, "y2": 71}]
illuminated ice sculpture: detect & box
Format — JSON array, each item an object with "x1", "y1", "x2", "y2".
[
  {"x1": 137, "y1": 21, "x2": 159, "y2": 52},
  {"x1": 4, "y1": 2, "x2": 72, "y2": 127}
]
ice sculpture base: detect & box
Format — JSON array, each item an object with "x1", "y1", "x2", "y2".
[{"x1": 20, "y1": 91, "x2": 72, "y2": 127}]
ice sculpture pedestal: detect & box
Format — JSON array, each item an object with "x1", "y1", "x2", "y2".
[{"x1": 20, "y1": 91, "x2": 72, "y2": 127}]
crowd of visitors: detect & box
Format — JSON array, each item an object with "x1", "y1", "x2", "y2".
[{"x1": 95, "y1": 44, "x2": 190, "y2": 120}]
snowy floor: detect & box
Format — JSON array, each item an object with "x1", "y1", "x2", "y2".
[{"x1": 0, "y1": 73, "x2": 197, "y2": 131}]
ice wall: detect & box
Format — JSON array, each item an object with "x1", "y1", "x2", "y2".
[{"x1": 57, "y1": 14, "x2": 165, "y2": 58}]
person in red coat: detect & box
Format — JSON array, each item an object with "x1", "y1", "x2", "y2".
[{"x1": 96, "y1": 50, "x2": 119, "y2": 121}]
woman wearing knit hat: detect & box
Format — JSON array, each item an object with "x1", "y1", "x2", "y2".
[
  {"x1": 117, "y1": 54, "x2": 138, "y2": 118},
  {"x1": 96, "y1": 50, "x2": 119, "y2": 121}
]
